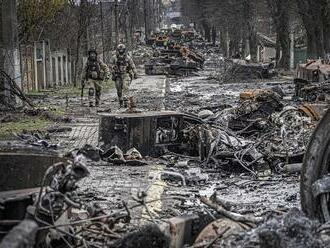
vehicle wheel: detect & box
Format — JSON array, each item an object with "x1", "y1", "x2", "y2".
[
  {"x1": 145, "y1": 67, "x2": 152, "y2": 75},
  {"x1": 301, "y1": 108, "x2": 330, "y2": 221}
]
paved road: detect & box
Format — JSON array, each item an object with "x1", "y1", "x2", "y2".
[
  {"x1": 54, "y1": 74, "x2": 166, "y2": 149},
  {"x1": 53, "y1": 74, "x2": 168, "y2": 221}
]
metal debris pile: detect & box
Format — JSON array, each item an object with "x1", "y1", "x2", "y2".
[
  {"x1": 160, "y1": 88, "x2": 315, "y2": 175},
  {"x1": 143, "y1": 28, "x2": 206, "y2": 76},
  {"x1": 295, "y1": 79, "x2": 330, "y2": 102},
  {"x1": 218, "y1": 208, "x2": 328, "y2": 248},
  {"x1": 77, "y1": 144, "x2": 147, "y2": 166},
  {"x1": 1, "y1": 36, "x2": 330, "y2": 247},
  {"x1": 132, "y1": 46, "x2": 154, "y2": 66},
  {"x1": 215, "y1": 60, "x2": 277, "y2": 83},
  {"x1": 0, "y1": 154, "x2": 177, "y2": 247}
]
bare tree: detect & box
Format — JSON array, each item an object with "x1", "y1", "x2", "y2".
[
  {"x1": 295, "y1": 0, "x2": 329, "y2": 58},
  {"x1": 73, "y1": 0, "x2": 95, "y2": 86},
  {"x1": 267, "y1": 0, "x2": 290, "y2": 69}
]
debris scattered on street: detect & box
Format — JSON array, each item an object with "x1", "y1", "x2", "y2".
[{"x1": 2, "y1": 1, "x2": 330, "y2": 247}]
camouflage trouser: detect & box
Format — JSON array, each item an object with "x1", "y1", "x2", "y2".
[
  {"x1": 87, "y1": 80, "x2": 102, "y2": 107},
  {"x1": 115, "y1": 73, "x2": 131, "y2": 105}
]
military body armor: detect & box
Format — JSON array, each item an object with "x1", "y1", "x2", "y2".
[
  {"x1": 112, "y1": 55, "x2": 132, "y2": 81},
  {"x1": 115, "y1": 56, "x2": 130, "y2": 74},
  {"x1": 86, "y1": 59, "x2": 103, "y2": 80}
]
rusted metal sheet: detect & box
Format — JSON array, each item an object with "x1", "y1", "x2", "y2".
[
  {"x1": 167, "y1": 215, "x2": 198, "y2": 248},
  {"x1": 194, "y1": 218, "x2": 251, "y2": 246},
  {"x1": 98, "y1": 111, "x2": 203, "y2": 158},
  {"x1": 299, "y1": 103, "x2": 329, "y2": 121},
  {"x1": 0, "y1": 188, "x2": 40, "y2": 221},
  {"x1": 296, "y1": 60, "x2": 330, "y2": 82},
  {"x1": 0, "y1": 151, "x2": 64, "y2": 191},
  {"x1": 0, "y1": 143, "x2": 65, "y2": 240}
]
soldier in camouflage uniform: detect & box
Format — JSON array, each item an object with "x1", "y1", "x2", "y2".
[
  {"x1": 82, "y1": 48, "x2": 110, "y2": 107},
  {"x1": 110, "y1": 44, "x2": 137, "y2": 107}
]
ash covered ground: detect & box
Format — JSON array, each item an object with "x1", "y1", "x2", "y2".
[
  {"x1": 0, "y1": 48, "x2": 322, "y2": 247},
  {"x1": 74, "y1": 54, "x2": 307, "y2": 247}
]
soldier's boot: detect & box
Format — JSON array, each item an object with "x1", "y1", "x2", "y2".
[
  {"x1": 88, "y1": 88, "x2": 95, "y2": 107},
  {"x1": 123, "y1": 97, "x2": 128, "y2": 108},
  {"x1": 118, "y1": 91, "x2": 123, "y2": 108},
  {"x1": 118, "y1": 97, "x2": 123, "y2": 108},
  {"x1": 95, "y1": 89, "x2": 101, "y2": 107}
]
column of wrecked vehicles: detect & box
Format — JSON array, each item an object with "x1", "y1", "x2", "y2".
[
  {"x1": 142, "y1": 28, "x2": 277, "y2": 79},
  {"x1": 144, "y1": 28, "x2": 206, "y2": 76},
  {"x1": 2, "y1": 34, "x2": 330, "y2": 246}
]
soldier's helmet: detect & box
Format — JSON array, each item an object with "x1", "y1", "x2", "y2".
[
  {"x1": 88, "y1": 47, "x2": 98, "y2": 55},
  {"x1": 88, "y1": 47, "x2": 98, "y2": 61},
  {"x1": 117, "y1": 44, "x2": 126, "y2": 55}
]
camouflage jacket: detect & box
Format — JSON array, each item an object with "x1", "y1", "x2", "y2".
[
  {"x1": 82, "y1": 59, "x2": 110, "y2": 82},
  {"x1": 109, "y1": 54, "x2": 137, "y2": 76}
]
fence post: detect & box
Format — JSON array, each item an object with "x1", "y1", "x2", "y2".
[
  {"x1": 33, "y1": 42, "x2": 38, "y2": 91},
  {"x1": 49, "y1": 42, "x2": 53, "y2": 87},
  {"x1": 60, "y1": 55, "x2": 64, "y2": 86},
  {"x1": 65, "y1": 51, "x2": 69, "y2": 85},
  {"x1": 55, "y1": 53, "x2": 59, "y2": 86},
  {"x1": 42, "y1": 40, "x2": 47, "y2": 89}
]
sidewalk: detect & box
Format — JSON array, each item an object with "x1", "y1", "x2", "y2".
[
  {"x1": 53, "y1": 74, "x2": 168, "y2": 216},
  {"x1": 54, "y1": 74, "x2": 167, "y2": 150}
]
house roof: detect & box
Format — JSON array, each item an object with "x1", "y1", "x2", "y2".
[{"x1": 257, "y1": 32, "x2": 276, "y2": 48}]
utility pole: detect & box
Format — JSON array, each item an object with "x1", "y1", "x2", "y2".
[
  {"x1": 100, "y1": 1, "x2": 105, "y2": 60},
  {"x1": 157, "y1": 0, "x2": 161, "y2": 29},
  {"x1": 144, "y1": 0, "x2": 148, "y2": 42},
  {"x1": 0, "y1": 3, "x2": 3, "y2": 75},
  {"x1": 1, "y1": 0, "x2": 21, "y2": 107},
  {"x1": 115, "y1": 0, "x2": 119, "y2": 45},
  {"x1": 109, "y1": 2, "x2": 113, "y2": 50},
  {"x1": 290, "y1": 33, "x2": 295, "y2": 70}
]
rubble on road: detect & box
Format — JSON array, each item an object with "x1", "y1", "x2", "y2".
[
  {"x1": 218, "y1": 60, "x2": 277, "y2": 83},
  {"x1": 77, "y1": 144, "x2": 147, "y2": 166},
  {"x1": 15, "y1": 132, "x2": 59, "y2": 149},
  {"x1": 143, "y1": 30, "x2": 205, "y2": 76},
  {"x1": 132, "y1": 46, "x2": 154, "y2": 66},
  {"x1": 2, "y1": 33, "x2": 330, "y2": 248},
  {"x1": 296, "y1": 59, "x2": 330, "y2": 83},
  {"x1": 295, "y1": 79, "x2": 330, "y2": 103},
  {"x1": 218, "y1": 208, "x2": 327, "y2": 248},
  {"x1": 24, "y1": 108, "x2": 74, "y2": 123}
]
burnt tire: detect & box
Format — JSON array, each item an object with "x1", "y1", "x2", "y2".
[
  {"x1": 145, "y1": 67, "x2": 153, "y2": 75},
  {"x1": 301, "y1": 108, "x2": 330, "y2": 221}
]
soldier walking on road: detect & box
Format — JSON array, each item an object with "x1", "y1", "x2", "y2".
[
  {"x1": 82, "y1": 48, "x2": 110, "y2": 107},
  {"x1": 110, "y1": 44, "x2": 137, "y2": 108}
]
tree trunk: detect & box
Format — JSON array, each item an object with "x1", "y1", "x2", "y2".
[
  {"x1": 314, "y1": 25, "x2": 325, "y2": 58},
  {"x1": 323, "y1": 19, "x2": 330, "y2": 54},
  {"x1": 249, "y1": 31, "x2": 258, "y2": 61},
  {"x1": 295, "y1": 0, "x2": 326, "y2": 59},
  {"x1": 275, "y1": 32, "x2": 281, "y2": 64},
  {"x1": 267, "y1": 0, "x2": 290, "y2": 69},
  {"x1": 211, "y1": 26, "x2": 216, "y2": 45},
  {"x1": 0, "y1": 0, "x2": 4, "y2": 73},
  {"x1": 202, "y1": 20, "x2": 211, "y2": 42},
  {"x1": 277, "y1": 30, "x2": 290, "y2": 69},
  {"x1": 242, "y1": 0, "x2": 257, "y2": 61},
  {"x1": 306, "y1": 28, "x2": 324, "y2": 59},
  {"x1": 73, "y1": 0, "x2": 88, "y2": 87},
  {"x1": 219, "y1": 27, "x2": 227, "y2": 55}
]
